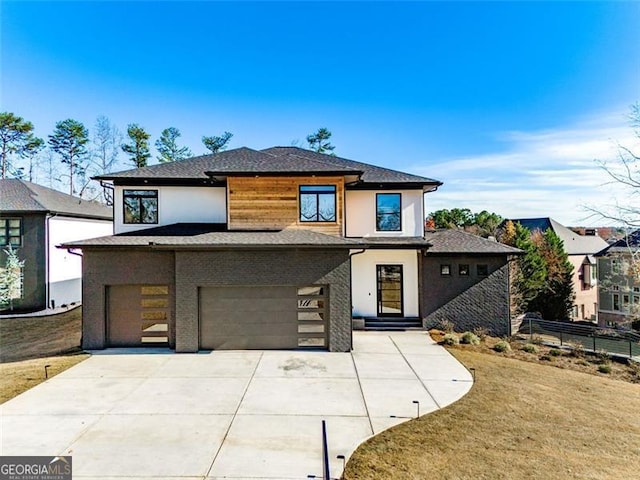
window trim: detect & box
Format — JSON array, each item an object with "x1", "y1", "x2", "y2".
[
  {"x1": 122, "y1": 189, "x2": 159, "y2": 225},
  {"x1": 375, "y1": 193, "x2": 402, "y2": 232},
  {"x1": 0, "y1": 217, "x2": 22, "y2": 247},
  {"x1": 298, "y1": 185, "x2": 337, "y2": 223}
]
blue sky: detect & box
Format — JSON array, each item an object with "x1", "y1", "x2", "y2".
[{"x1": 2, "y1": 1, "x2": 639, "y2": 225}]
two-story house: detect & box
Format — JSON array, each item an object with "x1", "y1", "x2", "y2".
[
  {"x1": 510, "y1": 218, "x2": 608, "y2": 321},
  {"x1": 595, "y1": 230, "x2": 640, "y2": 328},
  {"x1": 0, "y1": 179, "x2": 112, "y2": 313},
  {"x1": 64, "y1": 147, "x2": 519, "y2": 352}
]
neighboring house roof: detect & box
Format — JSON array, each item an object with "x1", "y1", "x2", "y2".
[
  {"x1": 0, "y1": 179, "x2": 112, "y2": 220},
  {"x1": 595, "y1": 229, "x2": 640, "y2": 256},
  {"x1": 95, "y1": 146, "x2": 441, "y2": 188},
  {"x1": 423, "y1": 229, "x2": 522, "y2": 255},
  {"x1": 62, "y1": 223, "x2": 361, "y2": 249},
  {"x1": 510, "y1": 217, "x2": 608, "y2": 255}
]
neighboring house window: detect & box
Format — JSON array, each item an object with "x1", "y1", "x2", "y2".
[
  {"x1": 458, "y1": 264, "x2": 469, "y2": 276},
  {"x1": 477, "y1": 264, "x2": 489, "y2": 277},
  {"x1": 123, "y1": 190, "x2": 158, "y2": 224},
  {"x1": 613, "y1": 294, "x2": 620, "y2": 311},
  {"x1": 633, "y1": 287, "x2": 640, "y2": 293},
  {"x1": 0, "y1": 218, "x2": 22, "y2": 246},
  {"x1": 376, "y1": 193, "x2": 401, "y2": 231},
  {"x1": 440, "y1": 264, "x2": 451, "y2": 276},
  {"x1": 611, "y1": 259, "x2": 620, "y2": 274},
  {"x1": 299, "y1": 185, "x2": 336, "y2": 222}
]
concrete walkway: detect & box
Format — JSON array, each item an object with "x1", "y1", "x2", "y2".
[{"x1": 1, "y1": 331, "x2": 473, "y2": 479}]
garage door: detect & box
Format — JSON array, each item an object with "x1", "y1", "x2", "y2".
[
  {"x1": 107, "y1": 285, "x2": 170, "y2": 347},
  {"x1": 199, "y1": 285, "x2": 328, "y2": 350}
]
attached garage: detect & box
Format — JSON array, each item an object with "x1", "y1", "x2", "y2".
[
  {"x1": 199, "y1": 285, "x2": 328, "y2": 350},
  {"x1": 107, "y1": 285, "x2": 171, "y2": 347}
]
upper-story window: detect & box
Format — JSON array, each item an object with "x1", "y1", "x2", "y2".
[
  {"x1": 299, "y1": 185, "x2": 336, "y2": 222},
  {"x1": 376, "y1": 193, "x2": 401, "y2": 231},
  {"x1": 123, "y1": 190, "x2": 158, "y2": 224},
  {"x1": 0, "y1": 218, "x2": 22, "y2": 246}
]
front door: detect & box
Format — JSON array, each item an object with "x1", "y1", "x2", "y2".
[{"x1": 376, "y1": 265, "x2": 403, "y2": 317}]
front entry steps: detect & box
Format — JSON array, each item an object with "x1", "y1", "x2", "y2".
[{"x1": 358, "y1": 317, "x2": 423, "y2": 331}]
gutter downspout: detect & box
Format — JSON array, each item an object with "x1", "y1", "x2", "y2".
[
  {"x1": 45, "y1": 213, "x2": 58, "y2": 309},
  {"x1": 348, "y1": 248, "x2": 367, "y2": 350}
]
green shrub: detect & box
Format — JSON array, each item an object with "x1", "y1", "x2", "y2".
[
  {"x1": 539, "y1": 354, "x2": 553, "y2": 362},
  {"x1": 598, "y1": 364, "x2": 612, "y2": 374},
  {"x1": 595, "y1": 349, "x2": 610, "y2": 364},
  {"x1": 493, "y1": 340, "x2": 511, "y2": 353},
  {"x1": 442, "y1": 333, "x2": 459, "y2": 346},
  {"x1": 549, "y1": 348, "x2": 562, "y2": 357},
  {"x1": 460, "y1": 332, "x2": 481, "y2": 345},
  {"x1": 522, "y1": 343, "x2": 538, "y2": 354}
]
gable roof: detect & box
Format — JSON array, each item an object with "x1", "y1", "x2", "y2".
[
  {"x1": 0, "y1": 179, "x2": 112, "y2": 220},
  {"x1": 595, "y1": 229, "x2": 640, "y2": 256},
  {"x1": 510, "y1": 217, "x2": 608, "y2": 255},
  {"x1": 95, "y1": 146, "x2": 441, "y2": 188},
  {"x1": 423, "y1": 229, "x2": 522, "y2": 255}
]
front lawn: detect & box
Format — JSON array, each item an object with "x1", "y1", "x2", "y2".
[{"x1": 344, "y1": 346, "x2": 640, "y2": 479}]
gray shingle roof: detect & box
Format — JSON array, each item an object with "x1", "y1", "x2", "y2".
[
  {"x1": 423, "y1": 229, "x2": 522, "y2": 255},
  {"x1": 595, "y1": 229, "x2": 640, "y2": 256},
  {"x1": 0, "y1": 179, "x2": 112, "y2": 220},
  {"x1": 511, "y1": 218, "x2": 609, "y2": 255},
  {"x1": 95, "y1": 146, "x2": 441, "y2": 187},
  {"x1": 63, "y1": 224, "x2": 361, "y2": 248},
  {"x1": 262, "y1": 147, "x2": 441, "y2": 186}
]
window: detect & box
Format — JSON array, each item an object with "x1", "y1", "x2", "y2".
[
  {"x1": 612, "y1": 285, "x2": 620, "y2": 291},
  {"x1": 440, "y1": 264, "x2": 451, "y2": 276},
  {"x1": 458, "y1": 264, "x2": 469, "y2": 276},
  {"x1": 123, "y1": 190, "x2": 158, "y2": 224},
  {"x1": 299, "y1": 185, "x2": 336, "y2": 222},
  {"x1": 0, "y1": 218, "x2": 22, "y2": 246},
  {"x1": 376, "y1": 193, "x2": 401, "y2": 231},
  {"x1": 633, "y1": 287, "x2": 639, "y2": 293},
  {"x1": 613, "y1": 293, "x2": 620, "y2": 311},
  {"x1": 477, "y1": 264, "x2": 489, "y2": 276}
]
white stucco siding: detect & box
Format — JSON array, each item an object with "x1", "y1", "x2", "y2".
[
  {"x1": 351, "y1": 249, "x2": 420, "y2": 317},
  {"x1": 49, "y1": 216, "x2": 113, "y2": 306},
  {"x1": 114, "y1": 186, "x2": 227, "y2": 234},
  {"x1": 345, "y1": 190, "x2": 424, "y2": 237}
]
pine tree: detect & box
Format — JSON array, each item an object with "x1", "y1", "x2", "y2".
[
  {"x1": 306, "y1": 128, "x2": 335, "y2": 154},
  {"x1": 202, "y1": 132, "x2": 233, "y2": 154},
  {"x1": 156, "y1": 127, "x2": 192, "y2": 163},
  {"x1": 0, "y1": 112, "x2": 43, "y2": 179},
  {"x1": 48, "y1": 119, "x2": 89, "y2": 195},
  {"x1": 122, "y1": 124, "x2": 151, "y2": 168}
]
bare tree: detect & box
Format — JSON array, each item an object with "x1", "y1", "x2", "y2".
[{"x1": 91, "y1": 116, "x2": 122, "y2": 203}]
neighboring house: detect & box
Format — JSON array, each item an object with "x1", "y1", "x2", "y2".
[
  {"x1": 64, "y1": 147, "x2": 519, "y2": 353},
  {"x1": 595, "y1": 230, "x2": 640, "y2": 328},
  {"x1": 0, "y1": 179, "x2": 113, "y2": 313},
  {"x1": 511, "y1": 218, "x2": 608, "y2": 322}
]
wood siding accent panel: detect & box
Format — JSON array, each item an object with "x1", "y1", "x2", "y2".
[{"x1": 227, "y1": 176, "x2": 344, "y2": 236}]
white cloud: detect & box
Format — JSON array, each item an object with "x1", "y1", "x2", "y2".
[{"x1": 413, "y1": 109, "x2": 638, "y2": 226}]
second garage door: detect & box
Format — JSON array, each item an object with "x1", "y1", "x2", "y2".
[{"x1": 200, "y1": 286, "x2": 299, "y2": 350}]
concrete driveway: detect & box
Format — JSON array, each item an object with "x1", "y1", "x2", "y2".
[{"x1": 1, "y1": 331, "x2": 472, "y2": 479}]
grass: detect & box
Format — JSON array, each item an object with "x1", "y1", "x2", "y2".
[
  {"x1": 0, "y1": 353, "x2": 89, "y2": 404},
  {"x1": 344, "y1": 348, "x2": 640, "y2": 479},
  {"x1": 0, "y1": 307, "x2": 82, "y2": 362}
]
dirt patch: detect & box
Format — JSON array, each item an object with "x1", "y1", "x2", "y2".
[
  {"x1": 0, "y1": 307, "x2": 82, "y2": 363},
  {"x1": 344, "y1": 347, "x2": 640, "y2": 480},
  {"x1": 0, "y1": 353, "x2": 89, "y2": 404}
]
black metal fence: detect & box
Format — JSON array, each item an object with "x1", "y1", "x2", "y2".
[{"x1": 519, "y1": 318, "x2": 640, "y2": 359}]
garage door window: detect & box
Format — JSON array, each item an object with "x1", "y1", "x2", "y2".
[
  {"x1": 297, "y1": 286, "x2": 327, "y2": 348},
  {"x1": 140, "y1": 286, "x2": 170, "y2": 345}
]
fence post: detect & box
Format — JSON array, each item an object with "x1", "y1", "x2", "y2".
[
  {"x1": 593, "y1": 335, "x2": 596, "y2": 352},
  {"x1": 631, "y1": 341, "x2": 633, "y2": 359},
  {"x1": 560, "y1": 330, "x2": 563, "y2": 346},
  {"x1": 529, "y1": 318, "x2": 532, "y2": 341},
  {"x1": 322, "y1": 420, "x2": 330, "y2": 480}
]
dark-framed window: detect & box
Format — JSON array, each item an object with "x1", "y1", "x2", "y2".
[
  {"x1": 123, "y1": 190, "x2": 158, "y2": 224},
  {"x1": 440, "y1": 264, "x2": 451, "y2": 276},
  {"x1": 459, "y1": 264, "x2": 469, "y2": 276},
  {"x1": 376, "y1": 193, "x2": 401, "y2": 231},
  {"x1": 299, "y1": 185, "x2": 336, "y2": 222},
  {"x1": 477, "y1": 264, "x2": 489, "y2": 277},
  {"x1": 0, "y1": 218, "x2": 22, "y2": 246}
]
